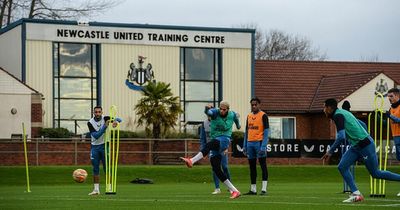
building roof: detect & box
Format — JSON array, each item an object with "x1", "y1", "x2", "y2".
[
  {"x1": 309, "y1": 72, "x2": 381, "y2": 111},
  {"x1": 255, "y1": 60, "x2": 400, "y2": 113},
  {"x1": 0, "y1": 67, "x2": 41, "y2": 94},
  {"x1": 0, "y1": 18, "x2": 255, "y2": 35}
]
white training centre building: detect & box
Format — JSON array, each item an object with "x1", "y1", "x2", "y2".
[{"x1": 0, "y1": 19, "x2": 255, "y2": 135}]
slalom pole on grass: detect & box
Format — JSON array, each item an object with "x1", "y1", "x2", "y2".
[
  {"x1": 368, "y1": 93, "x2": 388, "y2": 197},
  {"x1": 105, "y1": 105, "x2": 120, "y2": 195},
  {"x1": 22, "y1": 123, "x2": 31, "y2": 192}
]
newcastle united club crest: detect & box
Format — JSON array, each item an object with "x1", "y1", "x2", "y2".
[
  {"x1": 125, "y1": 56, "x2": 155, "y2": 91},
  {"x1": 374, "y1": 78, "x2": 388, "y2": 97}
]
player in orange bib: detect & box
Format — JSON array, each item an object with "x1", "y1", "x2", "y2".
[
  {"x1": 385, "y1": 88, "x2": 400, "y2": 197},
  {"x1": 242, "y1": 97, "x2": 270, "y2": 195}
]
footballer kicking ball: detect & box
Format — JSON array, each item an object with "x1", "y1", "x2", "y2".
[{"x1": 73, "y1": 169, "x2": 88, "y2": 183}]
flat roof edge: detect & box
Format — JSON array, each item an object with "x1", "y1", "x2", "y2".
[{"x1": 1, "y1": 18, "x2": 255, "y2": 35}]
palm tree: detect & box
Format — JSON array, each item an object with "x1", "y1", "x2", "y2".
[{"x1": 134, "y1": 81, "x2": 182, "y2": 138}]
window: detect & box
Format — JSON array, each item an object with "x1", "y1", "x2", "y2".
[
  {"x1": 53, "y1": 43, "x2": 98, "y2": 134},
  {"x1": 180, "y1": 48, "x2": 221, "y2": 123},
  {"x1": 269, "y1": 117, "x2": 296, "y2": 139}
]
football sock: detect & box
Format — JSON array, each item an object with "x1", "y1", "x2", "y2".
[
  {"x1": 251, "y1": 184, "x2": 256, "y2": 192},
  {"x1": 262, "y1": 181, "x2": 268, "y2": 192},
  {"x1": 224, "y1": 180, "x2": 238, "y2": 192},
  {"x1": 94, "y1": 183, "x2": 99, "y2": 192},
  {"x1": 352, "y1": 190, "x2": 361, "y2": 195},
  {"x1": 191, "y1": 152, "x2": 204, "y2": 163}
]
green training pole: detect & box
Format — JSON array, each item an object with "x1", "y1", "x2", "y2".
[{"x1": 22, "y1": 123, "x2": 31, "y2": 192}]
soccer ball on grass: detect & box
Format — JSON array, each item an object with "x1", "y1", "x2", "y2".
[{"x1": 73, "y1": 169, "x2": 88, "y2": 183}]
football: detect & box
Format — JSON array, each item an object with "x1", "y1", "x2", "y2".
[{"x1": 72, "y1": 169, "x2": 88, "y2": 183}]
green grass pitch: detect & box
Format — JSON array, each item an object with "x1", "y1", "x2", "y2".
[{"x1": 1, "y1": 165, "x2": 400, "y2": 209}]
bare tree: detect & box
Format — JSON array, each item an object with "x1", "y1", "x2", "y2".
[
  {"x1": 1, "y1": 0, "x2": 121, "y2": 28},
  {"x1": 237, "y1": 23, "x2": 327, "y2": 61},
  {"x1": 262, "y1": 29, "x2": 327, "y2": 61},
  {"x1": 360, "y1": 53, "x2": 380, "y2": 62},
  {"x1": 0, "y1": 0, "x2": 8, "y2": 26}
]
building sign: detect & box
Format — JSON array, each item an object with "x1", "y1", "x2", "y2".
[
  {"x1": 232, "y1": 139, "x2": 397, "y2": 158},
  {"x1": 25, "y1": 23, "x2": 252, "y2": 49},
  {"x1": 125, "y1": 56, "x2": 154, "y2": 91}
]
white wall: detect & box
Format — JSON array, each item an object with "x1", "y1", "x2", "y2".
[
  {"x1": 0, "y1": 94, "x2": 32, "y2": 138},
  {"x1": 25, "y1": 40, "x2": 53, "y2": 128},
  {"x1": 0, "y1": 70, "x2": 34, "y2": 138},
  {"x1": 0, "y1": 26, "x2": 22, "y2": 78},
  {"x1": 340, "y1": 73, "x2": 395, "y2": 111},
  {"x1": 222, "y1": 48, "x2": 252, "y2": 129}
]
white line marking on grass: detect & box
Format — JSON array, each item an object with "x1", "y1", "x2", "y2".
[
  {"x1": 2, "y1": 196, "x2": 400, "y2": 208},
  {"x1": 172, "y1": 194, "x2": 400, "y2": 203},
  {"x1": 380, "y1": 204, "x2": 400, "y2": 207}
]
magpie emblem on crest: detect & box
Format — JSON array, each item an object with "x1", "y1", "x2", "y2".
[{"x1": 125, "y1": 56, "x2": 155, "y2": 91}]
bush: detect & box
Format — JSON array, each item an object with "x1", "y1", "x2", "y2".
[
  {"x1": 39, "y1": 128, "x2": 72, "y2": 138},
  {"x1": 230, "y1": 131, "x2": 245, "y2": 146},
  {"x1": 231, "y1": 131, "x2": 244, "y2": 141},
  {"x1": 119, "y1": 130, "x2": 140, "y2": 138}
]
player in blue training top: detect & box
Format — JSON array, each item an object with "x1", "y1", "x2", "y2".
[
  {"x1": 199, "y1": 112, "x2": 231, "y2": 195},
  {"x1": 181, "y1": 101, "x2": 242, "y2": 199},
  {"x1": 87, "y1": 106, "x2": 122, "y2": 196},
  {"x1": 321, "y1": 98, "x2": 400, "y2": 203}
]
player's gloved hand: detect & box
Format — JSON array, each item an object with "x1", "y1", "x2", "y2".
[
  {"x1": 111, "y1": 121, "x2": 119, "y2": 128},
  {"x1": 321, "y1": 152, "x2": 332, "y2": 162},
  {"x1": 235, "y1": 113, "x2": 241, "y2": 129},
  {"x1": 223, "y1": 149, "x2": 228, "y2": 155},
  {"x1": 258, "y1": 147, "x2": 266, "y2": 156},
  {"x1": 385, "y1": 110, "x2": 391, "y2": 118}
]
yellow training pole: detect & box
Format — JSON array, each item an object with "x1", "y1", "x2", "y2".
[
  {"x1": 106, "y1": 105, "x2": 118, "y2": 194},
  {"x1": 373, "y1": 110, "x2": 377, "y2": 195},
  {"x1": 22, "y1": 123, "x2": 31, "y2": 192},
  {"x1": 383, "y1": 117, "x2": 390, "y2": 194},
  {"x1": 105, "y1": 127, "x2": 110, "y2": 193},
  {"x1": 368, "y1": 113, "x2": 373, "y2": 195},
  {"x1": 110, "y1": 105, "x2": 116, "y2": 193},
  {"x1": 111, "y1": 128, "x2": 115, "y2": 192},
  {"x1": 113, "y1": 123, "x2": 120, "y2": 192},
  {"x1": 378, "y1": 109, "x2": 383, "y2": 194},
  {"x1": 370, "y1": 93, "x2": 386, "y2": 197}
]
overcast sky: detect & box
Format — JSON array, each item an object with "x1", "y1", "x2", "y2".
[{"x1": 96, "y1": 0, "x2": 400, "y2": 62}]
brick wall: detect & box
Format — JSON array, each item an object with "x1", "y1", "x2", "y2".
[
  {"x1": 268, "y1": 113, "x2": 332, "y2": 139},
  {"x1": 31, "y1": 93, "x2": 43, "y2": 137},
  {"x1": 0, "y1": 140, "x2": 154, "y2": 165},
  {"x1": 0, "y1": 139, "x2": 330, "y2": 166},
  {"x1": 295, "y1": 114, "x2": 311, "y2": 139}
]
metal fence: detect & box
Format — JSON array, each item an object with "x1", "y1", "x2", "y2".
[
  {"x1": 0, "y1": 138, "x2": 200, "y2": 166},
  {"x1": 2, "y1": 138, "x2": 398, "y2": 166}
]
